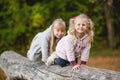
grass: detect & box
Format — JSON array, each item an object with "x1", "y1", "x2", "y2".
[{"x1": 90, "y1": 47, "x2": 120, "y2": 57}]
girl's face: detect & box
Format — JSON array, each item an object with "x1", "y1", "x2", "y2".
[
  {"x1": 75, "y1": 19, "x2": 88, "y2": 34},
  {"x1": 53, "y1": 24, "x2": 66, "y2": 39}
]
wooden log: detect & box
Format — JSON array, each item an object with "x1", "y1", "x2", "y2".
[{"x1": 0, "y1": 51, "x2": 120, "y2": 80}]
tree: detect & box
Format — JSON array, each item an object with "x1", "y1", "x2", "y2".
[{"x1": 104, "y1": 0, "x2": 115, "y2": 49}]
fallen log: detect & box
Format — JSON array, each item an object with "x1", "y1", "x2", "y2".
[{"x1": 0, "y1": 51, "x2": 120, "y2": 80}]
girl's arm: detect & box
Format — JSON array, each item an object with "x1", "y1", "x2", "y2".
[
  {"x1": 41, "y1": 27, "x2": 51, "y2": 62},
  {"x1": 41, "y1": 37, "x2": 49, "y2": 62},
  {"x1": 80, "y1": 43, "x2": 91, "y2": 65},
  {"x1": 65, "y1": 35, "x2": 81, "y2": 70},
  {"x1": 27, "y1": 33, "x2": 42, "y2": 61},
  {"x1": 65, "y1": 35, "x2": 76, "y2": 62}
]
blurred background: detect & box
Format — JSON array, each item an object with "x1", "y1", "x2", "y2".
[{"x1": 0, "y1": 0, "x2": 120, "y2": 79}]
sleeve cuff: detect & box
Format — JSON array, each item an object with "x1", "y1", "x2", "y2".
[
  {"x1": 70, "y1": 61, "x2": 77, "y2": 67},
  {"x1": 81, "y1": 61, "x2": 86, "y2": 65}
]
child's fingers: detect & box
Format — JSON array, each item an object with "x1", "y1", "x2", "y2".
[
  {"x1": 72, "y1": 67, "x2": 80, "y2": 70},
  {"x1": 72, "y1": 64, "x2": 80, "y2": 70}
]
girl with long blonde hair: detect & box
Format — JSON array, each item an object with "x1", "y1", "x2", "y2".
[
  {"x1": 46, "y1": 14, "x2": 94, "y2": 70},
  {"x1": 27, "y1": 18, "x2": 66, "y2": 64}
]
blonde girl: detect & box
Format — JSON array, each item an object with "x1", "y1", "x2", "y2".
[
  {"x1": 27, "y1": 18, "x2": 66, "y2": 63},
  {"x1": 46, "y1": 14, "x2": 94, "y2": 70}
]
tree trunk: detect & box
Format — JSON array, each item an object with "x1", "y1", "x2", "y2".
[
  {"x1": 0, "y1": 51, "x2": 120, "y2": 80},
  {"x1": 104, "y1": 0, "x2": 115, "y2": 48}
]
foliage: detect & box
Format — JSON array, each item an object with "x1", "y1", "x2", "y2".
[
  {"x1": 0, "y1": 0, "x2": 49, "y2": 55},
  {"x1": 0, "y1": 0, "x2": 120, "y2": 56}
]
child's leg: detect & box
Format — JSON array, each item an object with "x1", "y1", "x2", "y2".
[
  {"x1": 54, "y1": 57, "x2": 69, "y2": 67},
  {"x1": 46, "y1": 52, "x2": 58, "y2": 66},
  {"x1": 27, "y1": 51, "x2": 40, "y2": 62}
]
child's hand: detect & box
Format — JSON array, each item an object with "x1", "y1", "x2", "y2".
[
  {"x1": 72, "y1": 64, "x2": 80, "y2": 70},
  {"x1": 45, "y1": 62, "x2": 48, "y2": 66}
]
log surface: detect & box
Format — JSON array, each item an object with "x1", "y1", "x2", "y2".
[{"x1": 0, "y1": 51, "x2": 120, "y2": 80}]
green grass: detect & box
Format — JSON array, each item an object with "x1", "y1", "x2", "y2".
[{"x1": 90, "y1": 45, "x2": 120, "y2": 57}]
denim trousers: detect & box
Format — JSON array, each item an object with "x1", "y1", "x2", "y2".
[{"x1": 54, "y1": 57, "x2": 69, "y2": 67}]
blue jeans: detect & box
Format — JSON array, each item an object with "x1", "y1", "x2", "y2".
[{"x1": 54, "y1": 57, "x2": 69, "y2": 67}]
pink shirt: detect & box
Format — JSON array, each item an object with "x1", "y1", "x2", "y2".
[{"x1": 56, "y1": 34, "x2": 91, "y2": 62}]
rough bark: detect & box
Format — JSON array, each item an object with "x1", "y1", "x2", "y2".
[{"x1": 0, "y1": 51, "x2": 120, "y2": 80}]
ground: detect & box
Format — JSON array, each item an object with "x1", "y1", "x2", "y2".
[
  {"x1": 88, "y1": 57, "x2": 120, "y2": 71},
  {"x1": 87, "y1": 48, "x2": 120, "y2": 71}
]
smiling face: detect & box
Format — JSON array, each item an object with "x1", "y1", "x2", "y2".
[
  {"x1": 75, "y1": 18, "x2": 88, "y2": 34},
  {"x1": 53, "y1": 23, "x2": 66, "y2": 39}
]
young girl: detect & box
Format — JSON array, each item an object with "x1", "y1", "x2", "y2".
[
  {"x1": 46, "y1": 14, "x2": 94, "y2": 70},
  {"x1": 27, "y1": 18, "x2": 66, "y2": 64}
]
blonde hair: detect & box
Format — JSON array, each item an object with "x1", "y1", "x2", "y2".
[
  {"x1": 68, "y1": 13, "x2": 94, "y2": 44},
  {"x1": 49, "y1": 18, "x2": 66, "y2": 55}
]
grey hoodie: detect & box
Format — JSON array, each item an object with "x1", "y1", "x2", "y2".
[{"x1": 27, "y1": 25, "x2": 52, "y2": 62}]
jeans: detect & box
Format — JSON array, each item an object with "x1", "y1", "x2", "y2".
[{"x1": 54, "y1": 57, "x2": 69, "y2": 67}]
